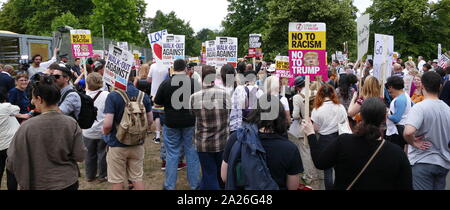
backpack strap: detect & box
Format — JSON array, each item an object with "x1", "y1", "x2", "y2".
[
  {"x1": 115, "y1": 89, "x2": 130, "y2": 105},
  {"x1": 137, "y1": 91, "x2": 145, "y2": 111},
  {"x1": 58, "y1": 89, "x2": 77, "y2": 106},
  {"x1": 93, "y1": 91, "x2": 102, "y2": 102},
  {"x1": 244, "y1": 86, "x2": 250, "y2": 109}
]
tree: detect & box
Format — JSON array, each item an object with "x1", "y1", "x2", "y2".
[
  {"x1": 144, "y1": 10, "x2": 198, "y2": 57},
  {"x1": 0, "y1": 0, "x2": 33, "y2": 34},
  {"x1": 51, "y1": 12, "x2": 81, "y2": 32},
  {"x1": 0, "y1": 0, "x2": 94, "y2": 35},
  {"x1": 366, "y1": 0, "x2": 449, "y2": 60},
  {"x1": 264, "y1": 0, "x2": 357, "y2": 61},
  {"x1": 89, "y1": 0, "x2": 146, "y2": 45},
  {"x1": 195, "y1": 28, "x2": 221, "y2": 43},
  {"x1": 222, "y1": 0, "x2": 269, "y2": 58}
]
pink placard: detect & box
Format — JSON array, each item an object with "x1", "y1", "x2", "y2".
[{"x1": 288, "y1": 49, "x2": 328, "y2": 85}]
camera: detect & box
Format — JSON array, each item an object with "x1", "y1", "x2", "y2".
[{"x1": 19, "y1": 55, "x2": 32, "y2": 72}]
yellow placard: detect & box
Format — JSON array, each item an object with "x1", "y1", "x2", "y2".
[
  {"x1": 288, "y1": 31, "x2": 326, "y2": 50},
  {"x1": 276, "y1": 60, "x2": 289, "y2": 70},
  {"x1": 70, "y1": 34, "x2": 92, "y2": 44}
]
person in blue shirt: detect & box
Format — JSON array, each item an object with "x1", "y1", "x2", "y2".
[
  {"x1": 385, "y1": 76, "x2": 412, "y2": 150},
  {"x1": 102, "y1": 70, "x2": 153, "y2": 190},
  {"x1": 0, "y1": 65, "x2": 15, "y2": 95},
  {"x1": 8, "y1": 72, "x2": 31, "y2": 123}
]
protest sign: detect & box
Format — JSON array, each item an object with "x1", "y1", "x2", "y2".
[
  {"x1": 373, "y1": 34, "x2": 394, "y2": 81},
  {"x1": 206, "y1": 40, "x2": 217, "y2": 66},
  {"x1": 103, "y1": 45, "x2": 134, "y2": 91},
  {"x1": 162, "y1": 34, "x2": 185, "y2": 66},
  {"x1": 70, "y1": 30, "x2": 93, "y2": 58},
  {"x1": 288, "y1": 22, "x2": 327, "y2": 85},
  {"x1": 248, "y1": 34, "x2": 262, "y2": 58},
  {"x1": 148, "y1": 29, "x2": 168, "y2": 63},
  {"x1": 93, "y1": 50, "x2": 105, "y2": 59},
  {"x1": 215, "y1": 37, "x2": 238, "y2": 68},
  {"x1": 357, "y1": 14, "x2": 370, "y2": 61},
  {"x1": 117, "y1": 42, "x2": 129, "y2": 51},
  {"x1": 336, "y1": 51, "x2": 344, "y2": 62},
  {"x1": 438, "y1": 43, "x2": 441, "y2": 59},
  {"x1": 275, "y1": 56, "x2": 291, "y2": 79},
  {"x1": 201, "y1": 42, "x2": 206, "y2": 64}
]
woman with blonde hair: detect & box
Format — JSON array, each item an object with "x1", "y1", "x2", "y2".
[
  {"x1": 134, "y1": 64, "x2": 151, "y2": 96},
  {"x1": 348, "y1": 76, "x2": 382, "y2": 119},
  {"x1": 411, "y1": 73, "x2": 424, "y2": 104},
  {"x1": 264, "y1": 75, "x2": 291, "y2": 125}
]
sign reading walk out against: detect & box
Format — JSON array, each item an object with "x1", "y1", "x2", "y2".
[
  {"x1": 206, "y1": 40, "x2": 216, "y2": 66},
  {"x1": 288, "y1": 22, "x2": 327, "y2": 84},
  {"x1": 148, "y1": 29, "x2": 168, "y2": 63},
  {"x1": 70, "y1": 30, "x2": 93, "y2": 58},
  {"x1": 357, "y1": 14, "x2": 370, "y2": 61},
  {"x1": 162, "y1": 34, "x2": 185, "y2": 66},
  {"x1": 373, "y1": 34, "x2": 394, "y2": 81},
  {"x1": 216, "y1": 37, "x2": 238, "y2": 68},
  {"x1": 275, "y1": 56, "x2": 291, "y2": 79},
  {"x1": 104, "y1": 45, "x2": 134, "y2": 91}
]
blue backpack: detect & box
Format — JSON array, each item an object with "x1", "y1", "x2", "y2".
[{"x1": 225, "y1": 123, "x2": 279, "y2": 190}]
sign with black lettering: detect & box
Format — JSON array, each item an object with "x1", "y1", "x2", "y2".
[{"x1": 104, "y1": 44, "x2": 134, "y2": 91}]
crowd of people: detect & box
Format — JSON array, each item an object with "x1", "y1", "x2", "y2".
[{"x1": 0, "y1": 50, "x2": 450, "y2": 190}]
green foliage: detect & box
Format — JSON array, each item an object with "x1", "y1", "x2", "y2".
[
  {"x1": 195, "y1": 28, "x2": 221, "y2": 43},
  {"x1": 90, "y1": 0, "x2": 145, "y2": 45},
  {"x1": 143, "y1": 10, "x2": 198, "y2": 56},
  {"x1": 0, "y1": 0, "x2": 94, "y2": 35},
  {"x1": 0, "y1": 0, "x2": 33, "y2": 34},
  {"x1": 222, "y1": 0, "x2": 269, "y2": 58},
  {"x1": 51, "y1": 12, "x2": 81, "y2": 32},
  {"x1": 263, "y1": 0, "x2": 357, "y2": 61},
  {"x1": 366, "y1": 0, "x2": 450, "y2": 60}
]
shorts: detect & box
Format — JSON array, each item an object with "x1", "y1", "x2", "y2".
[
  {"x1": 153, "y1": 112, "x2": 160, "y2": 120},
  {"x1": 106, "y1": 145, "x2": 145, "y2": 184}
]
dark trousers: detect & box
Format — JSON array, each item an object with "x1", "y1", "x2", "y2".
[
  {"x1": 318, "y1": 133, "x2": 339, "y2": 190},
  {"x1": 0, "y1": 149, "x2": 18, "y2": 190},
  {"x1": 62, "y1": 181, "x2": 79, "y2": 190},
  {"x1": 82, "y1": 136, "x2": 107, "y2": 180},
  {"x1": 198, "y1": 151, "x2": 224, "y2": 190}
]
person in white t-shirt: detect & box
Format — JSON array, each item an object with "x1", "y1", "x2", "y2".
[
  {"x1": 311, "y1": 84, "x2": 347, "y2": 190},
  {"x1": 147, "y1": 62, "x2": 169, "y2": 144},
  {"x1": 417, "y1": 56, "x2": 426, "y2": 73},
  {"x1": 28, "y1": 48, "x2": 59, "y2": 79},
  {"x1": 82, "y1": 72, "x2": 109, "y2": 182}
]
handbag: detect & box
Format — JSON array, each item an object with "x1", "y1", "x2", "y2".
[
  {"x1": 288, "y1": 119, "x2": 303, "y2": 138},
  {"x1": 338, "y1": 106, "x2": 352, "y2": 135},
  {"x1": 346, "y1": 139, "x2": 386, "y2": 190}
]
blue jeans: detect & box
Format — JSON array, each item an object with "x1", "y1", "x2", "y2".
[
  {"x1": 198, "y1": 151, "x2": 224, "y2": 190},
  {"x1": 163, "y1": 125, "x2": 200, "y2": 190},
  {"x1": 412, "y1": 163, "x2": 449, "y2": 190},
  {"x1": 159, "y1": 114, "x2": 185, "y2": 162},
  {"x1": 318, "y1": 133, "x2": 338, "y2": 190}
]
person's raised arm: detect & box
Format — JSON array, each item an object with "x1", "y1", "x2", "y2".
[{"x1": 348, "y1": 91, "x2": 360, "y2": 117}]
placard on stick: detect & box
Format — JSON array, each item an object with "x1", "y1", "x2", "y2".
[{"x1": 104, "y1": 45, "x2": 134, "y2": 91}]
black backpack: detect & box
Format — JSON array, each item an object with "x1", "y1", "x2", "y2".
[{"x1": 59, "y1": 89, "x2": 99, "y2": 129}]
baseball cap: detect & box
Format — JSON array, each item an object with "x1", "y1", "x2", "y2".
[{"x1": 433, "y1": 59, "x2": 439, "y2": 63}]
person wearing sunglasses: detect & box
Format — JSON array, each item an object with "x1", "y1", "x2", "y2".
[{"x1": 52, "y1": 66, "x2": 81, "y2": 120}]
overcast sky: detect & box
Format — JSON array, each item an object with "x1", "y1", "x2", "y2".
[{"x1": 0, "y1": 0, "x2": 373, "y2": 32}]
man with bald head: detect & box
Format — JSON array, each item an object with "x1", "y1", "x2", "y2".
[{"x1": 392, "y1": 63, "x2": 404, "y2": 78}]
